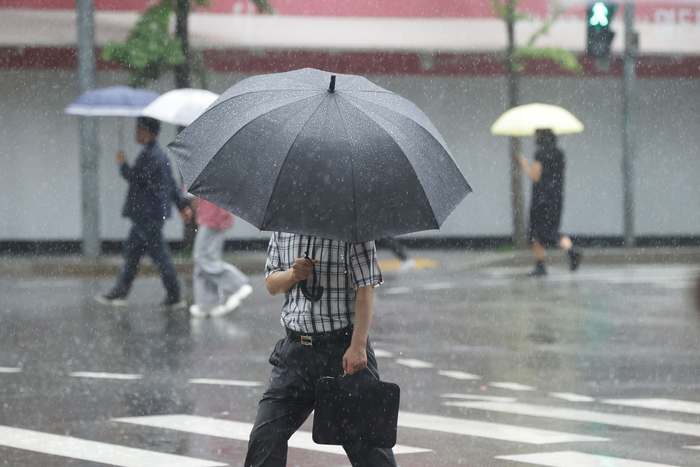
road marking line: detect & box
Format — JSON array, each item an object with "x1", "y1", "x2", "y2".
[
  {"x1": 489, "y1": 382, "x2": 536, "y2": 391},
  {"x1": 496, "y1": 450, "x2": 681, "y2": 467},
  {"x1": 372, "y1": 349, "x2": 394, "y2": 358},
  {"x1": 684, "y1": 445, "x2": 700, "y2": 450},
  {"x1": 602, "y1": 398, "x2": 700, "y2": 415},
  {"x1": 397, "y1": 412, "x2": 607, "y2": 445},
  {"x1": 69, "y1": 372, "x2": 142, "y2": 380},
  {"x1": 549, "y1": 393, "x2": 595, "y2": 402},
  {"x1": 395, "y1": 359, "x2": 434, "y2": 369},
  {"x1": 422, "y1": 282, "x2": 454, "y2": 290},
  {"x1": 441, "y1": 394, "x2": 516, "y2": 403},
  {"x1": 446, "y1": 401, "x2": 700, "y2": 437},
  {"x1": 0, "y1": 367, "x2": 22, "y2": 373},
  {"x1": 382, "y1": 287, "x2": 411, "y2": 295},
  {"x1": 438, "y1": 370, "x2": 481, "y2": 380},
  {"x1": 115, "y1": 414, "x2": 430, "y2": 455},
  {"x1": 188, "y1": 378, "x2": 262, "y2": 387},
  {"x1": 0, "y1": 425, "x2": 225, "y2": 467}
]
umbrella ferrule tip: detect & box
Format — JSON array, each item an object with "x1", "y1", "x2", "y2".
[{"x1": 329, "y1": 75, "x2": 336, "y2": 93}]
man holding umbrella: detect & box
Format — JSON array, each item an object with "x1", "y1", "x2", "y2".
[
  {"x1": 244, "y1": 233, "x2": 394, "y2": 466},
  {"x1": 166, "y1": 68, "x2": 471, "y2": 466},
  {"x1": 96, "y1": 117, "x2": 192, "y2": 309}
]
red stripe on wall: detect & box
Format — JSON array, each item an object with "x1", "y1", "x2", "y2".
[{"x1": 1, "y1": 46, "x2": 699, "y2": 79}]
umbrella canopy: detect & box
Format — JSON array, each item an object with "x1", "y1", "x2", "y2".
[
  {"x1": 169, "y1": 68, "x2": 471, "y2": 244},
  {"x1": 65, "y1": 86, "x2": 159, "y2": 117},
  {"x1": 140, "y1": 89, "x2": 220, "y2": 126},
  {"x1": 491, "y1": 103, "x2": 584, "y2": 136}
]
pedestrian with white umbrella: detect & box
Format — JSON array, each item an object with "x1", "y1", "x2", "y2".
[
  {"x1": 492, "y1": 103, "x2": 583, "y2": 276},
  {"x1": 142, "y1": 89, "x2": 253, "y2": 318}
]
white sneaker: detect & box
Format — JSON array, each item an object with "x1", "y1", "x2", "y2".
[
  {"x1": 94, "y1": 294, "x2": 128, "y2": 307},
  {"x1": 398, "y1": 259, "x2": 416, "y2": 273},
  {"x1": 225, "y1": 284, "x2": 253, "y2": 309},
  {"x1": 209, "y1": 303, "x2": 235, "y2": 318},
  {"x1": 189, "y1": 304, "x2": 209, "y2": 318}
]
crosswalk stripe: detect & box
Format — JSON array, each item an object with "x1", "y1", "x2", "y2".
[
  {"x1": 496, "y1": 450, "x2": 681, "y2": 467},
  {"x1": 446, "y1": 401, "x2": 700, "y2": 437},
  {"x1": 0, "y1": 425, "x2": 226, "y2": 467},
  {"x1": 372, "y1": 349, "x2": 394, "y2": 358},
  {"x1": 114, "y1": 414, "x2": 431, "y2": 455},
  {"x1": 489, "y1": 382, "x2": 536, "y2": 391},
  {"x1": 382, "y1": 287, "x2": 411, "y2": 295},
  {"x1": 69, "y1": 372, "x2": 142, "y2": 380},
  {"x1": 0, "y1": 367, "x2": 22, "y2": 373},
  {"x1": 422, "y1": 282, "x2": 455, "y2": 290},
  {"x1": 395, "y1": 359, "x2": 434, "y2": 369},
  {"x1": 441, "y1": 394, "x2": 516, "y2": 403},
  {"x1": 187, "y1": 378, "x2": 262, "y2": 387},
  {"x1": 549, "y1": 393, "x2": 595, "y2": 402},
  {"x1": 602, "y1": 398, "x2": 700, "y2": 415},
  {"x1": 438, "y1": 370, "x2": 481, "y2": 380},
  {"x1": 397, "y1": 412, "x2": 607, "y2": 445}
]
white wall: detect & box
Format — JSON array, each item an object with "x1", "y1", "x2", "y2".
[{"x1": 0, "y1": 69, "x2": 698, "y2": 242}]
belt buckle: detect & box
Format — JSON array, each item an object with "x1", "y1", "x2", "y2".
[{"x1": 300, "y1": 335, "x2": 313, "y2": 346}]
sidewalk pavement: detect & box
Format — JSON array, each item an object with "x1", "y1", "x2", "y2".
[{"x1": 0, "y1": 247, "x2": 698, "y2": 278}]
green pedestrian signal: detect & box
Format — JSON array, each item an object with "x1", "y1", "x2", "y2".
[{"x1": 587, "y1": 2, "x2": 617, "y2": 58}]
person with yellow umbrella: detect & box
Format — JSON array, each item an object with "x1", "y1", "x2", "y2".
[{"x1": 492, "y1": 103, "x2": 584, "y2": 276}]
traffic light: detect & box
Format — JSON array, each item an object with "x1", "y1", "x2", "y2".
[{"x1": 586, "y1": 2, "x2": 617, "y2": 58}]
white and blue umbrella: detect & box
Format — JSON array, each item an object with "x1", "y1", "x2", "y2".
[
  {"x1": 65, "y1": 86, "x2": 159, "y2": 149},
  {"x1": 65, "y1": 86, "x2": 159, "y2": 117}
]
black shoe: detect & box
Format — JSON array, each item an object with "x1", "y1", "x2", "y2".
[
  {"x1": 527, "y1": 261, "x2": 547, "y2": 277},
  {"x1": 568, "y1": 248, "x2": 582, "y2": 271},
  {"x1": 159, "y1": 298, "x2": 187, "y2": 311},
  {"x1": 95, "y1": 292, "x2": 127, "y2": 306},
  {"x1": 527, "y1": 267, "x2": 547, "y2": 277}
]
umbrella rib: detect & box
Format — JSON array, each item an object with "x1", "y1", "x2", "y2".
[
  {"x1": 202, "y1": 89, "x2": 318, "y2": 116},
  {"x1": 339, "y1": 92, "x2": 437, "y2": 136},
  {"x1": 331, "y1": 95, "x2": 359, "y2": 243},
  {"x1": 258, "y1": 95, "x2": 330, "y2": 232},
  {"x1": 190, "y1": 93, "x2": 324, "y2": 211},
  {"x1": 335, "y1": 94, "x2": 442, "y2": 229}
]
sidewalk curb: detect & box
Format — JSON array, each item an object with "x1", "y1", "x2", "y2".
[{"x1": 0, "y1": 247, "x2": 698, "y2": 279}]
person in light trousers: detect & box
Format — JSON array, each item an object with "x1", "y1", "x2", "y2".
[{"x1": 189, "y1": 198, "x2": 252, "y2": 317}]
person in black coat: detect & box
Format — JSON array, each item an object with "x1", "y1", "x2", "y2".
[
  {"x1": 96, "y1": 117, "x2": 193, "y2": 308},
  {"x1": 518, "y1": 129, "x2": 582, "y2": 276}
]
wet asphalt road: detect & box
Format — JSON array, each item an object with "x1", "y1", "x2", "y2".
[{"x1": 0, "y1": 253, "x2": 699, "y2": 467}]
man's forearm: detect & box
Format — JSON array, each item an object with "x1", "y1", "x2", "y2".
[
  {"x1": 266, "y1": 269, "x2": 298, "y2": 295},
  {"x1": 351, "y1": 285, "x2": 374, "y2": 347}
]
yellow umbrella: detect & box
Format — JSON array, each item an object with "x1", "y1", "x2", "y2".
[{"x1": 491, "y1": 103, "x2": 584, "y2": 136}]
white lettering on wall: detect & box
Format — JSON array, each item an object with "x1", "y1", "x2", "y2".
[{"x1": 655, "y1": 9, "x2": 676, "y2": 23}]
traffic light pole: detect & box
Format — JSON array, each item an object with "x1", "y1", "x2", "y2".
[{"x1": 621, "y1": 2, "x2": 637, "y2": 248}]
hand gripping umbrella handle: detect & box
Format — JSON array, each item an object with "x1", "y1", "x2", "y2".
[{"x1": 300, "y1": 236, "x2": 324, "y2": 302}]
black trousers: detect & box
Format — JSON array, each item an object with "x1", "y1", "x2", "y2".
[
  {"x1": 245, "y1": 333, "x2": 397, "y2": 467},
  {"x1": 111, "y1": 219, "x2": 181, "y2": 302}
]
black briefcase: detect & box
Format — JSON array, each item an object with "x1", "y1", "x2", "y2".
[{"x1": 312, "y1": 375, "x2": 400, "y2": 448}]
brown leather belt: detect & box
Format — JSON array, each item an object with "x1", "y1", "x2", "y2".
[{"x1": 285, "y1": 326, "x2": 353, "y2": 347}]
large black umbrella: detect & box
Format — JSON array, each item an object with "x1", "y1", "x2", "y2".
[{"x1": 169, "y1": 68, "x2": 471, "y2": 244}]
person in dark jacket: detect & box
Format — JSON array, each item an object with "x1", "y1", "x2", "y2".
[
  {"x1": 96, "y1": 117, "x2": 193, "y2": 309},
  {"x1": 518, "y1": 129, "x2": 582, "y2": 277}
]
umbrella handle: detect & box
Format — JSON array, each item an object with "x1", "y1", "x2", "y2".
[
  {"x1": 300, "y1": 236, "x2": 324, "y2": 302},
  {"x1": 300, "y1": 279, "x2": 324, "y2": 302}
]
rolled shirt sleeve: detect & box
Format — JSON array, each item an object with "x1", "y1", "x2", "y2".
[
  {"x1": 265, "y1": 232, "x2": 282, "y2": 279},
  {"x1": 349, "y1": 241, "x2": 383, "y2": 290}
]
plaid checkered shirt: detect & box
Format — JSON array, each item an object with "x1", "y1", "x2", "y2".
[{"x1": 265, "y1": 232, "x2": 383, "y2": 333}]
